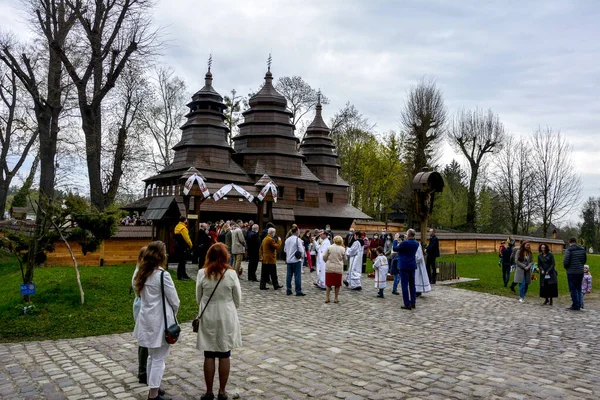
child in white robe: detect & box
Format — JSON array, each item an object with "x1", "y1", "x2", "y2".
[{"x1": 373, "y1": 247, "x2": 389, "y2": 298}]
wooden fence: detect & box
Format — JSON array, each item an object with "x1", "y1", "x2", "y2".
[
  {"x1": 436, "y1": 261, "x2": 457, "y2": 281},
  {"x1": 45, "y1": 238, "x2": 152, "y2": 267}
]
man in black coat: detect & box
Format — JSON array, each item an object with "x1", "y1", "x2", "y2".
[
  {"x1": 247, "y1": 224, "x2": 261, "y2": 282},
  {"x1": 196, "y1": 222, "x2": 211, "y2": 269},
  {"x1": 425, "y1": 228, "x2": 440, "y2": 284}
]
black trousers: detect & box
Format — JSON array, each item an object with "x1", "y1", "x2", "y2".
[
  {"x1": 426, "y1": 255, "x2": 437, "y2": 284},
  {"x1": 197, "y1": 249, "x2": 208, "y2": 269},
  {"x1": 138, "y1": 346, "x2": 148, "y2": 383},
  {"x1": 177, "y1": 249, "x2": 189, "y2": 279},
  {"x1": 502, "y1": 265, "x2": 511, "y2": 286},
  {"x1": 248, "y1": 256, "x2": 259, "y2": 281},
  {"x1": 260, "y1": 263, "x2": 279, "y2": 289}
]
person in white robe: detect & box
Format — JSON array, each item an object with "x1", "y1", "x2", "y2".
[
  {"x1": 344, "y1": 231, "x2": 364, "y2": 290},
  {"x1": 373, "y1": 247, "x2": 389, "y2": 298},
  {"x1": 314, "y1": 230, "x2": 330, "y2": 289},
  {"x1": 415, "y1": 243, "x2": 432, "y2": 294}
]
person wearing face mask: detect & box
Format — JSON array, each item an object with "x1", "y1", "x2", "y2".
[
  {"x1": 383, "y1": 233, "x2": 394, "y2": 269},
  {"x1": 345, "y1": 228, "x2": 355, "y2": 248},
  {"x1": 369, "y1": 233, "x2": 382, "y2": 261}
]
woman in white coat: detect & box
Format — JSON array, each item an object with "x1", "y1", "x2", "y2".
[
  {"x1": 196, "y1": 243, "x2": 242, "y2": 400},
  {"x1": 344, "y1": 231, "x2": 364, "y2": 290},
  {"x1": 133, "y1": 241, "x2": 179, "y2": 400}
]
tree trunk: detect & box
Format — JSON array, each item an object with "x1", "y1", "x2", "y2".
[
  {"x1": 81, "y1": 105, "x2": 105, "y2": 211},
  {"x1": 24, "y1": 48, "x2": 63, "y2": 285},
  {"x1": 466, "y1": 167, "x2": 478, "y2": 232},
  {"x1": 0, "y1": 179, "x2": 10, "y2": 219},
  {"x1": 103, "y1": 126, "x2": 127, "y2": 206}
]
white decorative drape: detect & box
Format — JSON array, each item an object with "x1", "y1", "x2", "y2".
[
  {"x1": 212, "y1": 183, "x2": 254, "y2": 202},
  {"x1": 182, "y1": 173, "x2": 210, "y2": 198},
  {"x1": 257, "y1": 181, "x2": 278, "y2": 203}
]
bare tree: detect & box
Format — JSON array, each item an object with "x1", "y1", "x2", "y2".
[
  {"x1": 531, "y1": 127, "x2": 582, "y2": 237},
  {"x1": 400, "y1": 77, "x2": 447, "y2": 175},
  {"x1": 43, "y1": 0, "x2": 159, "y2": 211},
  {"x1": 0, "y1": 1, "x2": 77, "y2": 284},
  {"x1": 275, "y1": 76, "x2": 329, "y2": 127},
  {"x1": 449, "y1": 108, "x2": 506, "y2": 231},
  {"x1": 102, "y1": 63, "x2": 152, "y2": 202},
  {"x1": 139, "y1": 66, "x2": 186, "y2": 172},
  {"x1": 492, "y1": 135, "x2": 535, "y2": 235},
  {"x1": 0, "y1": 67, "x2": 38, "y2": 216}
]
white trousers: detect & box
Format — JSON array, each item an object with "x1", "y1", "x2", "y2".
[{"x1": 147, "y1": 343, "x2": 170, "y2": 389}]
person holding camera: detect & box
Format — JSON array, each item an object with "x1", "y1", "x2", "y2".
[
  {"x1": 284, "y1": 227, "x2": 306, "y2": 296},
  {"x1": 174, "y1": 216, "x2": 193, "y2": 280}
]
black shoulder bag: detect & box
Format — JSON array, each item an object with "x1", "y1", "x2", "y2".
[
  {"x1": 192, "y1": 272, "x2": 225, "y2": 333},
  {"x1": 294, "y1": 237, "x2": 303, "y2": 259},
  {"x1": 161, "y1": 270, "x2": 181, "y2": 344}
]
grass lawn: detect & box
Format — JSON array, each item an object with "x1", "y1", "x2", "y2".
[
  {"x1": 0, "y1": 253, "x2": 199, "y2": 343},
  {"x1": 439, "y1": 252, "x2": 600, "y2": 302}
]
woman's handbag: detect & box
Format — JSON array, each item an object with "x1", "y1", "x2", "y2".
[
  {"x1": 161, "y1": 271, "x2": 181, "y2": 345},
  {"x1": 192, "y1": 272, "x2": 225, "y2": 333}
]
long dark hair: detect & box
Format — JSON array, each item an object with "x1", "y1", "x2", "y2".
[
  {"x1": 538, "y1": 243, "x2": 550, "y2": 254},
  {"x1": 134, "y1": 241, "x2": 167, "y2": 294},
  {"x1": 518, "y1": 241, "x2": 532, "y2": 262},
  {"x1": 204, "y1": 243, "x2": 231, "y2": 279},
  {"x1": 301, "y1": 230, "x2": 311, "y2": 240}
]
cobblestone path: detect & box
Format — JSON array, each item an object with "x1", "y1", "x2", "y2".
[{"x1": 1, "y1": 262, "x2": 599, "y2": 400}]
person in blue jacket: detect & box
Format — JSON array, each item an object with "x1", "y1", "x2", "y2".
[
  {"x1": 390, "y1": 233, "x2": 405, "y2": 295},
  {"x1": 395, "y1": 229, "x2": 419, "y2": 310}
]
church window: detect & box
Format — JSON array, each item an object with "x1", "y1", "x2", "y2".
[{"x1": 296, "y1": 188, "x2": 305, "y2": 201}]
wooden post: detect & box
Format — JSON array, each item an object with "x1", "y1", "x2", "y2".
[
  {"x1": 257, "y1": 201, "x2": 264, "y2": 230},
  {"x1": 420, "y1": 217, "x2": 428, "y2": 249}
]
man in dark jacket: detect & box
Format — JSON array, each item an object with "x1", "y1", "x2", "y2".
[
  {"x1": 195, "y1": 222, "x2": 211, "y2": 269},
  {"x1": 564, "y1": 237, "x2": 587, "y2": 310},
  {"x1": 395, "y1": 229, "x2": 419, "y2": 310},
  {"x1": 247, "y1": 224, "x2": 261, "y2": 282},
  {"x1": 425, "y1": 228, "x2": 440, "y2": 284}
]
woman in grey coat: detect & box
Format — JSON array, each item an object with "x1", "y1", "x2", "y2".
[
  {"x1": 514, "y1": 240, "x2": 533, "y2": 303},
  {"x1": 538, "y1": 243, "x2": 558, "y2": 305}
]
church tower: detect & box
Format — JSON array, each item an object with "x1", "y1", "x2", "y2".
[
  {"x1": 299, "y1": 93, "x2": 341, "y2": 183},
  {"x1": 233, "y1": 60, "x2": 305, "y2": 177},
  {"x1": 158, "y1": 60, "x2": 249, "y2": 183}
]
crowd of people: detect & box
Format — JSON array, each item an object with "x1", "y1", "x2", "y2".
[
  {"x1": 131, "y1": 221, "x2": 441, "y2": 400},
  {"x1": 133, "y1": 221, "x2": 596, "y2": 400},
  {"x1": 119, "y1": 215, "x2": 153, "y2": 226},
  {"x1": 500, "y1": 237, "x2": 592, "y2": 309}
]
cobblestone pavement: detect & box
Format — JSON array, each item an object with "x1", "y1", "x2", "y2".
[{"x1": 1, "y1": 262, "x2": 599, "y2": 400}]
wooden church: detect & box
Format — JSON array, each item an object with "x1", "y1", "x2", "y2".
[{"x1": 124, "y1": 60, "x2": 370, "y2": 244}]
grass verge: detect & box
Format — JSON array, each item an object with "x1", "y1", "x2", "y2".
[
  {"x1": 0, "y1": 253, "x2": 198, "y2": 342},
  {"x1": 438, "y1": 252, "x2": 600, "y2": 300}
]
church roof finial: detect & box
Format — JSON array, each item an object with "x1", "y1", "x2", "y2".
[
  {"x1": 208, "y1": 53, "x2": 212, "y2": 72},
  {"x1": 267, "y1": 53, "x2": 272, "y2": 72}
]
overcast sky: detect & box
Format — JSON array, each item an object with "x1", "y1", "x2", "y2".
[{"x1": 1, "y1": 0, "x2": 598, "y2": 224}]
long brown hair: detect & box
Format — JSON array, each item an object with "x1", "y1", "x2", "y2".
[
  {"x1": 134, "y1": 241, "x2": 167, "y2": 294},
  {"x1": 204, "y1": 242, "x2": 231, "y2": 279},
  {"x1": 518, "y1": 241, "x2": 531, "y2": 262}
]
